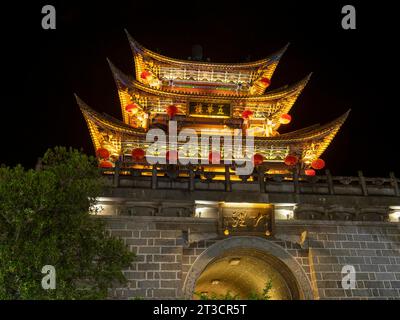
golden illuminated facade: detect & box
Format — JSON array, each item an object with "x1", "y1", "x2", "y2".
[{"x1": 76, "y1": 30, "x2": 349, "y2": 175}]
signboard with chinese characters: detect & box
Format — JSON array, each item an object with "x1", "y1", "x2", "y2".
[
  {"x1": 188, "y1": 101, "x2": 231, "y2": 118},
  {"x1": 220, "y1": 203, "x2": 275, "y2": 236}
]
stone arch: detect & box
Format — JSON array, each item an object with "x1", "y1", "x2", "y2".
[{"x1": 182, "y1": 236, "x2": 314, "y2": 300}]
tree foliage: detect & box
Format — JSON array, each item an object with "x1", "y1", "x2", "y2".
[{"x1": 0, "y1": 147, "x2": 134, "y2": 299}]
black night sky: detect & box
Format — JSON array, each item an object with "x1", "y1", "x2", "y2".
[{"x1": 1, "y1": 1, "x2": 398, "y2": 176}]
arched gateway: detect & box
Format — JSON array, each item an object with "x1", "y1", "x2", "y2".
[{"x1": 183, "y1": 237, "x2": 313, "y2": 300}]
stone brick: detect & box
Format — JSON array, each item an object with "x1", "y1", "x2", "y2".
[
  {"x1": 183, "y1": 248, "x2": 195, "y2": 256},
  {"x1": 385, "y1": 242, "x2": 399, "y2": 250},
  {"x1": 385, "y1": 228, "x2": 400, "y2": 235},
  {"x1": 375, "y1": 273, "x2": 395, "y2": 281},
  {"x1": 313, "y1": 264, "x2": 334, "y2": 272},
  {"x1": 138, "y1": 280, "x2": 160, "y2": 289},
  {"x1": 308, "y1": 240, "x2": 324, "y2": 248},
  {"x1": 329, "y1": 249, "x2": 351, "y2": 256},
  {"x1": 153, "y1": 254, "x2": 177, "y2": 263},
  {"x1": 108, "y1": 222, "x2": 126, "y2": 229},
  {"x1": 378, "y1": 289, "x2": 398, "y2": 297},
  {"x1": 338, "y1": 226, "x2": 357, "y2": 233},
  {"x1": 138, "y1": 246, "x2": 161, "y2": 254},
  {"x1": 182, "y1": 256, "x2": 190, "y2": 264},
  {"x1": 125, "y1": 222, "x2": 149, "y2": 230},
  {"x1": 322, "y1": 273, "x2": 341, "y2": 281},
  {"x1": 354, "y1": 273, "x2": 369, "y2": 280},
  {"x1": 351, "y1": 289, "x2": 371, "y2": 297},
  {"x1": 195, "y1": 248, "x2": 205, "y2": 255},
  {"x1": 366, "y1": 242, "x2": 386, "y2": 249},
  {"x1": 324, "y1": 289, "x2": 346, "y2": 297},
  {"x1": 327, "y1": 234, "x2": 347, "y2": 241},
  {"x1": 381, "y1": 249, "x2": 400, "y2": 257},
  {"x1": 149, "y1": 271, "x2": 161, "y2": 279},
  {"x1": 140, "y1": 231, "x2": 161, "y2": 238},
  {"x1": 341, "y1": 242, "x2": 361, "y2": 249},
  {"x1": 363, "y1": 280, "x2": 385, "y2": 289},
  {"x1": 138, "y1": 263, "x2": 160, "y2": 271},
  {"x1": 370, "y1": 257, "x2": 391, "y2": 265},
  {"x1": 316, "y1": 281, "x2": 338, "y2": 289},
  {"x1": 133, "y1": 255, "x2": 145, "y2": 262},
  {"x1": 125, "y1": 271, "x2": 146, "y2": 280},
  {"x1": 126, "y1": 238, "x2": 147, "y2": 246},
  {"x1": 127, "y1": 289, "x2": 147, "y2": 299},
  {"x1": 161, "y1": 247, "x2": 182, "y2": 254},
  {"x1": 342, "y1": 256, "x2": 365, "y2": 264},
  {"x1": 352, "y1": 234, "x2": 373, "y2": 241},
  {"x1": 390, "y1": 281, "x2": 400, "y2": 288},
  {"x1": 154, "y1": 239, "x2": 176, "y2": 246},
  {"x1": 161, "y1": 280, "x2": 181, "y2": 288},
  {"x1": 318, "y1": 256, "x2": 339, "y2": 264},
  {"x1": 359, "y1": 265, "x2": 380, "y2": 272},
  {"x1": 356, "y1": 249, "x2": 376, "y2": 257},
  {"x1": 160, "y1": 230, "x2": 182, "y2": 238},
  {"x1": 161, "y1": 263, "x2": 181, "y2": 271},
  {"x1": 386, "y1": 265, "x2": 400, "y2": 272},
  {"x1": 153, "y1": 289, "x2": 177, "y2": 298},
  {"x1": 159, "y1": 272, "x2": 178, "y2": 280}
]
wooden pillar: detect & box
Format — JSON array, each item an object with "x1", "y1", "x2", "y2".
[
  {"x1": 293, "y1": 170, "x2": 300, "y2": 194},
  {"x1": 217, "y1": 203, "x2": 224, "y2": 235},
  {"x1": 258, "y1": 167, "x2": 265, "y2": 193},
  {"x1": 114, "y1": 161, "x2": 120, "y2": 188},
  {"x1": 189, "y1": 166, "x2": 195, "y2": 191},
  {"x1": 225, "y1": 165, "x2": 231, "y2": 192},
  {"x1": 151, "y1": 166, "x2": 157, "y2": 190},
  {"x1": 389, "y1": 172, "x2": 400, "y2": 196},
  {"x1": 358, "y1": 170, "x2": 368, "y2": 196},
  {"x1": 326, "y1": 169, "x2": 334, "y2": 195}
]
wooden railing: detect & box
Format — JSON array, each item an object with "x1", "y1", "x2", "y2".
[{"x1": 101, "y1": 163, "x2": 400, "y2": 197}]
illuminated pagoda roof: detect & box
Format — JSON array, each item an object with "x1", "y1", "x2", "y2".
[
  {"x1": 76, "y1": 95, "x2": 349, "y2": 168},
  {"x1": 77, "y1": 31, "x2": 349, "y2": 175},
  {"x1": 125, "y1": 30, "x2": 288, "y2": 96},
  {"x1": 108, "y1": 59, "x2": 311, "y2": 133}
]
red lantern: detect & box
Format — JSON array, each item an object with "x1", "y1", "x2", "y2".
[
  {"x1": 166, "y1": 105, "x2": 178, "y2": 118},
  {"x1": 260, "y1": 77, "x2": 271, "y2": 87},
  {"x1": 166, "y1": 150, "x2": 178, "y2": 163},
  {"x1": 305, "y1": 169, "x2": 316, "y2": 176},
  {"x1": 99, "y1": 161, "x2": 113, "y2": 168},
  {"x1": 132, "y1": 148, "x2": 145, "y2": 161},
  {"x1": 140, "y1": 70, "x2": 152, "y2": 80},
  {"x1": 311, "y1": 158, "x2": 325, "y2": 170},
  {"x1": 279, "y1": 114, "x2": 292, "y2": 125},
  {"x1": 96, "y1": 148, "x2": 110, "y2": 159},
  {"x1": 208, "y1": 151, "x2": 221, "y2": 164},
  {"x1": 241, "y1": 110, "x2": 253, "y2": 119},
  {"x1": 125, "y1": 103, "x2": 139, "y2": 114},
  {"x1": 284, "y1": 155, "x2": 298, "y2": 166},
  {"x1": 252, "y1": 154, "x2": 264, "y2": 166}
]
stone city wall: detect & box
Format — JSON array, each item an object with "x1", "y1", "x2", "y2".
[{"x1": 104, "y1": 216, "x2": 400, "y2": 300}]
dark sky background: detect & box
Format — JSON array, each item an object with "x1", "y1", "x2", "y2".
[{"x1": 1, "y1": 1, "x2": 398, "y2": 176}]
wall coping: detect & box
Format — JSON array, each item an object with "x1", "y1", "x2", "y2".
[{"x1": 98, "y1": 215, "x2": 399, "y2": 227}]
